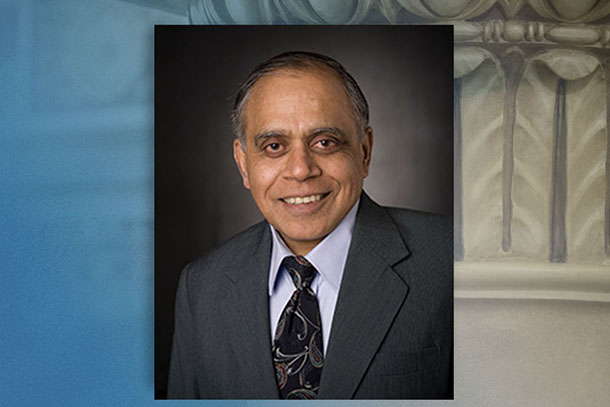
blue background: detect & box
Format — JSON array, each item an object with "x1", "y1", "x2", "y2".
[{"x1": 1, "y1": 1, "x2": 449, "y2": 405}]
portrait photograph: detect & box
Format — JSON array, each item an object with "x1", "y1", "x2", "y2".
[{"x1": 154, "y1": 25, "x2": 454, "y2": 399}]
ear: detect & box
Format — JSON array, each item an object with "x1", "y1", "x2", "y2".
[
  {"x1": 361, "y1": 126, "x2": 373, "y2": 178},
  {"x1": 233, "y1": 138, "x2": 251, "y2": 190}
]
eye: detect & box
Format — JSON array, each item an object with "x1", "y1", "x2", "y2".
[
  {"x1": 263, "y1": 141, "x2": 285, "y2": 156},
  {"x1": 313, "y1": 138, "x2": 338, "y2": 151}
]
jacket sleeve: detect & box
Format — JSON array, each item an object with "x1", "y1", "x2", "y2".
[{"x1": 167, "y1": 265, "x2": 199, "y2": 399}]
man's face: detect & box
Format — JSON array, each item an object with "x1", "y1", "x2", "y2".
[{"x1": 233, "y1": 67, "x2": 373, "y2": 256}]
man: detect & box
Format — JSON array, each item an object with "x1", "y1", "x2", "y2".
[{"x1": 168, "y1": 51, "x2": 452, "y2": 399}]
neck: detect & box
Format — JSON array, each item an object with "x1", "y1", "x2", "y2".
[{"x1": 282, "y1": 236, "x2": 322, "y2": 257}]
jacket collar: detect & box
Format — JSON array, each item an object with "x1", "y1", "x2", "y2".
[{"x1": 317, "y1": 191, "x2": 411, "y2": 399}]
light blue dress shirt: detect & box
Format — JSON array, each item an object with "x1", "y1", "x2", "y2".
[{"x1": 268, "y1": 198, "x2": 360, "y2": 355}]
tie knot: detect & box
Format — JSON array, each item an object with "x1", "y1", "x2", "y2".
[{"x1": 281, "y1": 256, "x2": 317, "y2": 290}]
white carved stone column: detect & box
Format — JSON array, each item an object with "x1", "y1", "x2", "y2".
[{"x1": 455, "y1": 47, "x2": 505, "y2": 259}]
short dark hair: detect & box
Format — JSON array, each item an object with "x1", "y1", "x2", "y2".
[{"x1": 231, "y1": 51, "x2": 369, "y2": 148}]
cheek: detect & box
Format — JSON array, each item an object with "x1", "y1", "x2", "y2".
[
  {"x1": 328, "y1": 157, "x2": 366, "y2": 185},
  {"x1": 247, "y1": 161, "x2": 282, "y2": 192}
]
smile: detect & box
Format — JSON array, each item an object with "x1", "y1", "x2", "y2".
[{"x1": 281, "y1": 193, "x2": 327, "y2": 205}]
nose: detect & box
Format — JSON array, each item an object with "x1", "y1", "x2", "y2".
[{"x1": 284, "y1": 144, "x2": 321, "y2": 181}]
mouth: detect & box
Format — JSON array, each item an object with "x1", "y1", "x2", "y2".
[{"x1": 280, "y1": 192, "x2": 330, "y2": 205}]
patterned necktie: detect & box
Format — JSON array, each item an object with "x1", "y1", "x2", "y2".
[{"x1": 272, "y1": 255, "x2": 324, "y2": 399}]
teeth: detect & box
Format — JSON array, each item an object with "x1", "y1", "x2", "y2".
[{"x1": 283, "y1": 194, "x2": 323, "y2": 205}]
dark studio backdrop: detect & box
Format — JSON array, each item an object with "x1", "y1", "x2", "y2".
[{"x1": 155, "y1": 25, "x2": 453, "y2": 398}]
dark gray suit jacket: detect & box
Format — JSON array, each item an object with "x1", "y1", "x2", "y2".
[{"x1": 168, "y1": 192, "x2": 453, "y2": 399}]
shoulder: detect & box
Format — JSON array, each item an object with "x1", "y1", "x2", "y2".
[
  {"x1": 180, "y1": 220, "x2": 269, "y2": 287},
  {"x1": 384, "y1": 206, "x2": 452, "y2": 245},
  {"x1": 354, "y1": 193, "x2": 452, "y2": 263},
  {"x1": 382, "y1": 205, "x2": 453, "y2": 277},
  {"x1": 384, "y1": 205, "x2": 453, "y2": 255},
  {"x1": 355, "y1": 193, "x2": 452, "y2": 267}
]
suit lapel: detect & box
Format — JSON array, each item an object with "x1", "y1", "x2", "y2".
[
  {"x1": 317, "y1": 193, "x2": 411, "y2": 399},
  {"x1": 218, "y1": 223, "x2": 279, "y2": 399}
]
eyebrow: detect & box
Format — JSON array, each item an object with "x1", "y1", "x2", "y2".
[
  {"x1": 309, "y1": 127, "x2": 346, "y2": 138},
  {"x1": 253, "y1": 126, "x2": 346, "y2": 145},
  {"x1": 254, "y1": 131, "x2": 286, "y2": 146}
]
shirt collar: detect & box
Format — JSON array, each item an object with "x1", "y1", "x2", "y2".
[{"x1": 268, "y1": 198, "x2": 360, "y2": 295}]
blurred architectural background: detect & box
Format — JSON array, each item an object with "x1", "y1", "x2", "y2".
[{"x1": 2, "y1": 0, "x2": 609, "y2": 406}]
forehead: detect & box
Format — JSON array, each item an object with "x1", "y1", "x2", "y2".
[
  {"x1": 252, "y1": 66, "x2": 347, "y2": 99},
  {"x1": 242, "y1": 67, "x2": 355, "y2": 130}
]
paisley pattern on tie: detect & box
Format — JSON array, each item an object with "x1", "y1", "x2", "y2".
[{"x1": 272, "y1": 255, "x2": 324, "y2": 399}]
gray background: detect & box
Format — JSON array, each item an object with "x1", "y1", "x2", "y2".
[{"x1": 155, "y1": 25, "x2": 453, "y2": 398}]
